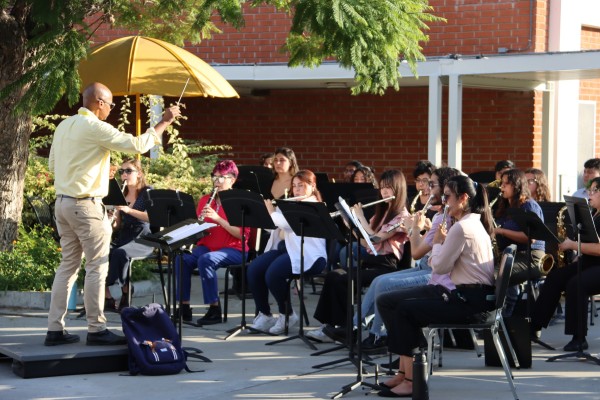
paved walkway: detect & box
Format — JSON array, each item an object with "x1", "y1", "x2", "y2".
[{"x1": 0, "y1": 274, "x2": 599, "y2": 400}]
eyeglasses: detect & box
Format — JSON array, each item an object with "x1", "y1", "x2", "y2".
[
  {"x1": 118, "y1": 168, "x2": 137, "y2": 175},
  {"x1": 98, "y1": 98, "x2": 116, "y2": 110},
  {"x1": 588, "y1": 187, "x2": 600, "y2": 196},
  {"x1": 211, "y1": 175, "x2": 233, "y2": 183},
  {"x1": 428, "y1": 182, "x2": 440, "y2": 189},
  {"x1": 415, "y1": 178, "x2": 430, "y2": 184}
]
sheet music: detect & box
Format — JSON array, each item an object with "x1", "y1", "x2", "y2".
[
  {"x1": 162, "y1": 222, "x2": 216, "y2": 244},
  {"x1": 338, "y1": 197, "x2": 378, "y2": 256}
]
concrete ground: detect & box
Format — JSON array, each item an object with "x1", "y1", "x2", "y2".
[{"x1": 0, "y1": 273, "x2": 599, "y2": 400}]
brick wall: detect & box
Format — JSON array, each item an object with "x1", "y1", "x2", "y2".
[{"x1": 178, "y1": 87, "x2": 536, "y2": 181}]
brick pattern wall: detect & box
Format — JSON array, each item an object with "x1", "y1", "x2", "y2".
[
  {"x1": 179, "y1": 87, "x2": 536, "y2": 181},
  {"x1": 580, "y1": 26, "x2": 600, "y2": 156}
]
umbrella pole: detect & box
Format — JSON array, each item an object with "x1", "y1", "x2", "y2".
[{"x1": 136, "y1": 93, "x2": 141, "y2": 160}]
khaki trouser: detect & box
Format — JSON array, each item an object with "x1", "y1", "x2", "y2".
[{"x1": 48, "y1": 197, "x2": 111, "y2": 333}]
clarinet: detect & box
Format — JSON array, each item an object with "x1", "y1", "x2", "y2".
[{"x1": 198, "y1": 187, "x2": 219, "y2": 223}]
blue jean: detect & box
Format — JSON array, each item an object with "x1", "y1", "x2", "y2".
[
  {"x1": 247, "y1": 244, "x2": 326, "y2": 315},
  {"x1": 339, "y1": 242, "x2": 368, "y2": 268},
  {"x1": 354, "y1": 257, "x2": 432, "y2": 337},
  {"x1": 176, "y1": 245, "x2": 244, "y2": 304}
]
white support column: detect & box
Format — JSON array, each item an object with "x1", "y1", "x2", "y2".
[
  {"x1": 541, "y1": 86, "x2": 558, "y2": 199},
  {"x1": 447, "y1": 74, "x2": 463, "y2": 170},
  {"x1": 149, "y1": 95, "x2": 164, "y2": 159},
  {"x1": 428, "y1": 76, "x2": 443, "y2": 166}
]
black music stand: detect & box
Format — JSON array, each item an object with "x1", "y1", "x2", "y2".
[
  {"x1": 312, "y1": 197, "x2": 381, "y2": 398},
  {"x1": 102, "y1": 178, "x2": 128, "y2": 207},
  {"x1": 144, "y1": 189, "x2": 196, "y2": 315},
  {"x1": 266, "y1": 200, "x2": 345, "y2": 350},
  {"x1": 547, "y1": 196, "x2": 600, "y2": 365},
  {"x1": 233, "y1": 166, "x2": 274, "y2": 199},
  {"x1": 218, "y1": 189, "x2": 276, "y2": 339},
  {"x1": 136, "y1": 217, "x2": 213, "y2": 363},
  {"x1": 508, "y1": 208, "x2": 557, "y2": 350}
]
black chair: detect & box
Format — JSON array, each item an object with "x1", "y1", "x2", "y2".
[
  {"x1": 25, "y1": 196, "x2": 60, "y2": 242},
  {"x1": 426, "y1": 245, "x2": 519, "y2": 400}
]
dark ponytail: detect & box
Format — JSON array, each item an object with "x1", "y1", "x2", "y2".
[{"x1": 446, "y1": 175, "x2": 493, "y2": 235}]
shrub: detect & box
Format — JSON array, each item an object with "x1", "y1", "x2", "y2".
[{"x1": 0, "y1": 226, "x2": 62, "y2": 291}]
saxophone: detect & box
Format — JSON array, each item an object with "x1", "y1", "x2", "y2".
[
  {"x1": 556, "y1": 205, "x2": 568, "y2": 268},
  {"x1": 537, "y1": 206, "x2": 569, "y2": 275},
  {"x1": 410, "y1": 190, "x2": 422, "y2": 214}
]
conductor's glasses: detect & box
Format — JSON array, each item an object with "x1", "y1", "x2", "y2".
[{"x1": 98, "y1": 98, "x2": 116, "y2": 110}]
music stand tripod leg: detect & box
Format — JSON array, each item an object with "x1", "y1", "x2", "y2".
[
  {"x1": 266, "y1": 222, "x2": 318, "y2": 350},
  {"x1": 225, "y1": 212, "x2": 270, "y2": 339}
]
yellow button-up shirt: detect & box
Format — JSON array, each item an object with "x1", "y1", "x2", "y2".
[{"x1": 49, "y1": 107, "x2": 161, "y2": 198}]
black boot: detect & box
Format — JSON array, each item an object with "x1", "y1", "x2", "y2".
[
  {"x1": 174, "y1": 303, "x2": 193, "y2": 322},
  {"x1": 197, "y1": 303, "x2": 223, "y2": 326}
]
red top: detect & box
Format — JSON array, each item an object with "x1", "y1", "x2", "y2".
[{"x1": 196, "y1": 193, "x2": 250, "y2": 252}]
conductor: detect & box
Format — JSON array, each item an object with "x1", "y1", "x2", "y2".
[{"x1": 44, "y1": 82, "x2": 181, "y2": 346}]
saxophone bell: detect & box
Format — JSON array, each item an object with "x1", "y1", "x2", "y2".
[{"x1": 538, "y1": 253, "x2": 555, "y2": 275}]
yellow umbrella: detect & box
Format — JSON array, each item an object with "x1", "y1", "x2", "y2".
[{"x1": 79, "y1": 35, "x2": 239, "y2": 136}]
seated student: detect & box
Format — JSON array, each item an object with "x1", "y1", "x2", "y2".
[
  {"x1": 351, "y1": 165, "x2": 378, "y2": 188},
  {"x1": 306, "y1": 169, "x2": 410, "y2": 342},
  {"x1": 105, "y1": 158, "x2": 154, "y2": 312},
  {"x1": 493, "y1": 168, "x2": 545, "y2": 316},
  {"x1": 271, "y1": 147, "x2": 299, "y2": 199},
  {"x1": 175, "y1": 160, "x2": 250, "y2": 325},
  {"x1": 248, "y1": 170, "x2": 327, "y2": 335},
  {"x1": 524, "y1": 168, "x2": 552, "y2": 202},
  {"x1": 408, "y1": 160, "x2": 437, "y2": 218},
  {"x1": 377, "y1": 175, "x2": 495, "y2": 397},
  {"x1": 572, "y1": 158, "x2": 600, "y2": 199},
  {"x1": 260, "y1": 152, "x2": 275, "y2": 169},
  {"x1": 343, "y1": 160, "x2": 364, "y2": 182},
  {"x1": 531, "y1": 176, "x2": 600, "y2": 351},
  {"x1": 347, "y1": 167, "x2": 461, "y2": 352}
]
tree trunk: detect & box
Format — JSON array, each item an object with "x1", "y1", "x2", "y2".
[{"x1": 0, "y1": 9, "x2": 31, "y2": 251}]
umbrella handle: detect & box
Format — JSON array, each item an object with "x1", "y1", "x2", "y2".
[{"x1": 176, "y1": 78, "x2": 190, "y2": 105}]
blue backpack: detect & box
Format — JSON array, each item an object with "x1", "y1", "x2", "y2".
[{"x1": 121, "y1": 303, "x2": 189, "y2": 375}]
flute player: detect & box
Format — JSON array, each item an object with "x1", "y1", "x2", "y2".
[{"x1": 45, "y1": 82, "x2": 180, "y2": 346}]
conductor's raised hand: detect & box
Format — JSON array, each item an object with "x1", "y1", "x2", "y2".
[{"x1": 162, "y1": 105, "x2": 181, "y2": 124}]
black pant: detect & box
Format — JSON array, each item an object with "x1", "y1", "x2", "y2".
[
  {"x1": 313, "y1": 254, "x2": 399, "y2": 327},
  {"x1": 377, "y1": 285, "x2": 494, "y2": 356},
  {"x1": 531, "y1": 262, "x2": 600, "y2": 338}
]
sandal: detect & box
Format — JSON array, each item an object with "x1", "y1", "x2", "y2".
[
  {"x1": 378, "y1": 378, "x2": 412, "y2": 398},
  {"x1": 379, "y1": 371, "x2": 405, "y2": 389}
]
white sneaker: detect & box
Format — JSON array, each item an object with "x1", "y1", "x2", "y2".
[
  {"x1": 269, "y1": 312, "x2": 298, "y2": 335},
  {"x1": 306, "y1": 325, "x2": 334, "y2": 343},
  {"x1": 252, "y1": 312, "x2": 276, "y2": 331}
]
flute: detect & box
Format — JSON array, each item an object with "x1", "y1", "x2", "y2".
[
  {"x1": 384, "y1": 193, "x2": 435, "y2": 233},
  {"x1": 271, "y1": 194, "x2": 310, "y2": 205},
  {"x1": 330, "y1": 195, "x2": 395, "y2": 218},
  {"x1": 440, "y1": 204, "x2": 450, "y2": 230},
  {"x1": 198, "y1": 187, "x2": 219, "y2": 223}
]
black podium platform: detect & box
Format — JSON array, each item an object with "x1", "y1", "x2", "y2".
[{"x1": 0, "y1": 332, "x2": 127, "y2": 378}]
